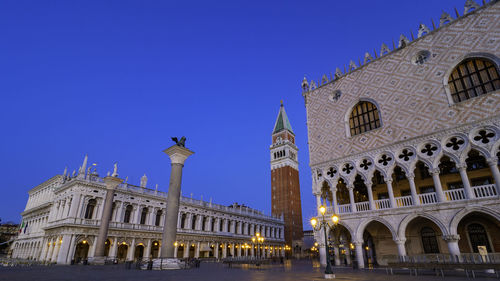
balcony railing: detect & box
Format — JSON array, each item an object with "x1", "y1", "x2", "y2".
[{"x1": 327, "y1": 184, "x2": 498, "y2": 215}]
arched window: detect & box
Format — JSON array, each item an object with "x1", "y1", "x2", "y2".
[
  {"x1": 421, "y1": 227, "x2": 440, "y2": 254},
  {"x1": 123, "y1": 205, "x2": 133, "y2": 223},
  {"x1": 468, "y1": 223, "x2": 491, "y2": 252},
  {"x1": 349, "y1": 101, "x2": 381, "y2": 136},
  {"x1": 140, "y1": 207, "x2": 148, "y2": 224},
  {"x1": 448, "y1": 58, "x2": 500, "y2": 103},
  {"x1": 84, "y1": 199, "x2": 96, "y2": 219},
  {"x1": 180, "y1": 213, "x2": 186, "y2": 228},
  {"x1": 192, "y1": 215, "x2": 197, "y2": 230},
  {"x1": 155, "y1": 210, "x2": 162, "y2": 226}
]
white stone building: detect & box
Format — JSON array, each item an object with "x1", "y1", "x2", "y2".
[
  {"x1": 302, "y1": 0, "x2": 500, "y2": 269},
  {"x1": 11, "y1": 156, "x2": 285, "y2": 264}
]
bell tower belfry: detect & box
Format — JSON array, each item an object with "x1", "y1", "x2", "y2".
[{"x1": 270, "y1": 101, "x2": 304, "y2": 252}]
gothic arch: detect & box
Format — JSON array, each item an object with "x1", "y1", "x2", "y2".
[
  {"x1": 449, "y1": 206, "x2": 500, "y2": 236},
  {"x1": 355, "y1": 217, "x2": 397, "y2": 242},
  {"x1": 398, "y1": 213, "x2": 448, "y2": 239},
  {"x1": 442, "y1": 52, "x2": 500, "y2": 105}
]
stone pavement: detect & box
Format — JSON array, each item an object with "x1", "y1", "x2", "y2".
[{"x1": 0, "y1": 260, "x2": 495, "y2": 281}]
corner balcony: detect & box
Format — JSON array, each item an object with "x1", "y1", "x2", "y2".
[{"x1": 329, "y1": 184, "x2": 498, "y2": 215}]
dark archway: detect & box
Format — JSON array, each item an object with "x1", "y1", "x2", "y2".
[
  {"x1": 456, "y1": 211, "x2": 500, "y2": 253},
  {"x1": 73, "y1": 241, "x2": 90, "y2": 263},
  {"x1": 117, "y1": 244, "x2": 128, "y2": 261}
]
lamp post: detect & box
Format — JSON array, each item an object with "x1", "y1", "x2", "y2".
[
  {"x1": 252, "y1": 232, "x2": 264, "y2": 265},
  {"x1": 311, "y1": 205, "x2": 339, "y2": 279}
]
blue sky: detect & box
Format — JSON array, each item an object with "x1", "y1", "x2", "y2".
[{"x1": 0, "y1": 0, "x2": 465, "y2": 227}]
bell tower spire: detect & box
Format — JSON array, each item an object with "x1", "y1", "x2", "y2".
[{"x1": 270, "y1": 101, "x2": 303, "y2": 254}]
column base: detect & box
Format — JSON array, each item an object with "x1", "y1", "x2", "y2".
[
  {"x1": 87, "y1": 256, "x2": 106, "y2": 265},
  {"x1": 324, "y1": 273, "x2": 336, "y2": 279},
  {"x1": 149, "y1": 258, "x2": 185, "y2": 270}
]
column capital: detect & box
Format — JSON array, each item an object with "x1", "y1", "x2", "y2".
[
  {"x1": 456, "y1": 163, "x2": 468, "y2": 171},
  {"x1": 103, "y1": 176, "x2": 123, "y2": 190},
  {"x1": 406, "y1": 173, "x2": 415, "y2": 180},
  {"x1": 486, "y1": 157, "x2": 498, "y2": 166},
  {"x1": 163, "y1": 145, "x2": 194, "y2": 165},
  {"x1": 353, "y1": 240, "x2": 363, "y2": 246},
  {"x1": 347, "y1": 184, "x2": 354, "y2": 190},
  {"x1": 443, "y1": 234, "x2": 460, "y2": 242},
  {"x1": 430, "y1": 168, "x2": 440, "y2": 175},
  {"x1": 394, "y1": 238, "x2": 406, "y2": 245},
  {"x1": 384, "y1": 178, "x2": 393, "y2": 184}
]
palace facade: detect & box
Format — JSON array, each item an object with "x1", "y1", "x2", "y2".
[
  {"x1": 10, "y1": 156, "x2": 285, "y2": 264},
  {"x1": 303, "y1": 0, "x2": 500, "y2": 268}
]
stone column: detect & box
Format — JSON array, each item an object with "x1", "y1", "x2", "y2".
[
  {"x1": 315, "y1": 192, "x2": 322, "y2": 209},
  {"x1": 195, "y1": 242, "x2": 200, "y2": 258},
  {"x1": 430, "y1": 168, "x2": 446, "y2": 202},
  {"x1": 487, "y1": 158, "x2": 500, "y2": 195},
  {"x1": 183, "y1": 242, "x2": 190, "y2": 258},
  {"x1": 348, "y1": 185, "x2": 356, "y2": 213},
  {"x1": 222, "y1": 244, "x2": 227, "y2": 258},
  {"x1": 127, "y1": 238, "x2": 136, "y2": 261},
  {"x1": 237, "y1": 244, "x2": 241, "y2": 257},
  {"x1": 146, "y1": 239, "x2": 152, "y2": 259},
  {"x1": 394, "y1": 238, "x2": 406, "y2": 259},
  {"x1": 407, "y1": 173, "x2": 420, "y2": 205},
  {"x1": 92, "y1": 175, "x2": 122, "y2": 263},
  {"x1": 354, "y1": 241, "x2": 365, "y2": 269},
  {"x1": 333, "y1": 245, "x2": 340, "y2": 266},
  {"x1": 115, "y1": 202, "x2": 124, "y2": 223},
  {"x1": 109, "y1": 237, "x2": 118, "y2": 258},
  {"x1": 56, "y1": 234, "x2": 72, "y2": 264},
  {"x1": 444, "y1": 235, "x2": 461, "y2": 261},
  {"x1": 366, "y1": 182, "x2": 375, "y2": 210},
  {"x1": 160, "y1": 145, "x2": 194, "y2": 259},
  {"x1": 214, "y1": 243, "x2": 219, "y2": 259},
  {"x1": 385, "y1": 178, "x2": 397, "y2": 208},
  {"x1": 40, "y1": 239, "x2": 49, "y2": 261},
  {"x1": 457, "y1": 165, "x2": 474, "y2": 199},
  {"x1": 345, "y1": 246, "x2": 352, "y2": 265},
  {"x1": 317, "y1": 233, "x2": 326, "y2": 266},
  {"x1": 174, "y1": 244, "x2": 178, "y2": 258}
]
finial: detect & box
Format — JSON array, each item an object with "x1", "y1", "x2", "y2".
[
  {"x1": 301, "y1": 76, "x2": 309, "y2": 92},
  {"x1": 63, "y1": 166, "x2": 68, "y2": 177},
  {"x1": 280, "y1": 100, "x2": 283, "y2": 106}
]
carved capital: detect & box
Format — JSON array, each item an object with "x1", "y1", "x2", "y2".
[
  {"x1": 394, "y1": 238, "x2": 406, "y2": 245},
  {"x1": 486, "y1": 157, "x2": 498, "y2": 166},
  {"x1": 430, "y1": 168, "x2": 441, "y2": 175},
  {"x1": 406, "y1": 172, "x2": 415, "y2": 180},
  {"x1": 443, "y1": 234, "x2": 460, "y2": 242},
  {"x1": 456, "y1": 164, "x2": 467, "y2": 171},
  {"x1": 384, "y1": 178, "x2": 393, "y2": 184}
]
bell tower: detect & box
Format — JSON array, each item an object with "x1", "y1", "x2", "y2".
[{"x1": 270, "y1": 101, "x2": 303, "y2": 252}]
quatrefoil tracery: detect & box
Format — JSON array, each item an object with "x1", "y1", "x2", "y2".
[
  {"x1": 445, "y1": 137, "x2": 465, "y2": 151},
  {"x1": 421, "y1": 143, "x2": 438, "y2": 156},
  {"x1": 398, "y1": 149, "x2": 414, "y2": 161},
  {"x1": 342, "y1": 163, "x2": 354, "y2": 174},
  {"x1": 359, "y1": 159, "x2": 372, "y2": 170},
  {"x1": 473, "y1": 130, "x2": 495, "y2": 144},
  {"x1": 327, "y1": 167, "x2": 337, "y2": 178},
  {"x1": 378, "y1": 154, "x2": 392, "y2": 166}
]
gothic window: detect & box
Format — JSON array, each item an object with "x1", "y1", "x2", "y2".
[
  {"x1": 155, "y1": 210, "x2": 162, "y2": 226},
  {"x1": 140, "y1": 207, "x2": 148, "y2": 224},
  {"x1": 421, "y1": 227, "x2": 440, "y2": 254},
  {"x1": 349, "y1": 101, "x2": 381, "y2": 136},
  {"x1": 448, "y1": 58, "x2": 500, "y2": 103},
  {"x1": 84, "y1": 199, "x2": 96, "y2": 219},
  {"x1": 123, "y1": 205, "x2": 133, "y2": 223},
  {"x1": 468, "y1": 223, "x2": 491, "y2": 252},
  {"x1": 211, "y1": 218, "x2": 215, "y2": 232}
]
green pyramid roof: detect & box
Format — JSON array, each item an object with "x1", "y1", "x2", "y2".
[{"x1": 273, "y1": 102, "x2": 294, "y2": 134}]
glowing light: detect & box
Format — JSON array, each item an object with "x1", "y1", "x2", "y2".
[
  {"x1": 319, "y1": 205, "x2": 326, "y2": 215},
  {"x1": 310, "y1": 218, "x2": 318, "y2": 227},
  {"x1": 332, "y1": 215, "x2": 339, "y2": 224}
]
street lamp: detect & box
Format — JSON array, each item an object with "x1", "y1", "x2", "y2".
[
  {"x1": 252, "y1": 232, "x2": 265, "y2": 264},
  {"x1": 311, "y1": 205, "x2": 339, "y2": 279}
]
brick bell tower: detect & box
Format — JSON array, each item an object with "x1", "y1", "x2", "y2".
[{"x1": 270, "y1": 101, "x2": 304, "y2": 253}]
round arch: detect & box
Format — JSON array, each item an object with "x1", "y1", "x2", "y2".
[
  {"x1": 344, "y1": 98, "x2": 384, "y2": 138},
  {"x1": 355, "y1": 217, "x2": 397, "y2": 242},
  {"x1": 398, "y1": 213, "x2": 448, "y2": 239},
  {"x1": 449, "y1": 206, "x2": 500, "y2": 236}
]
